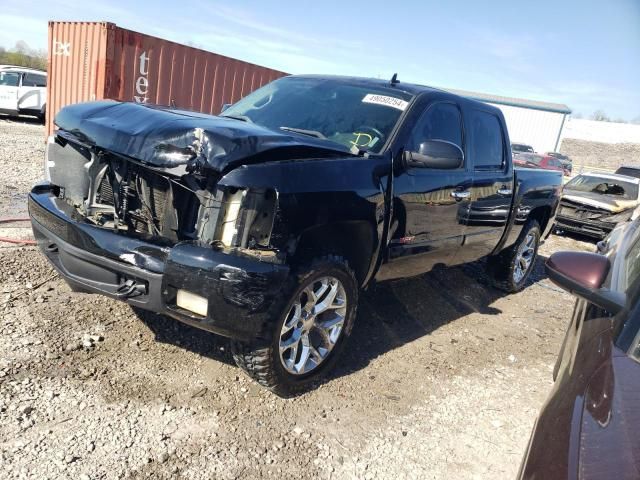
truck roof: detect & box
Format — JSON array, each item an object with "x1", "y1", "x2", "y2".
[
  {"x1": 291, "y1": 74, "x2": 503, "y2": 116},
  {"x1": 0, "y1": 65, "x2": 47, "y2": 74}
]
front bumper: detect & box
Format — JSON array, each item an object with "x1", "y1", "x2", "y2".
[
  {"x1": 555, "y1": 215, "x2": 615, "y2": 239},
  {"x1": 28, "y1": 183, "x2": 289, "y2": 341}
]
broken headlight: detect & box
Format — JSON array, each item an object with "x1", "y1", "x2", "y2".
[{"x1": 198, "y1": 187, "x2": 278, "y2": 249}]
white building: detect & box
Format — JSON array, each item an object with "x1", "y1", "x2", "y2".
[{"x1": 446, "y1": 88, "x2": 571, "y2": 154}]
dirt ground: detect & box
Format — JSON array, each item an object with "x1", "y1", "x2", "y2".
[{"x1": 0, "y1": 118, "x2": 595, "y2": 480}]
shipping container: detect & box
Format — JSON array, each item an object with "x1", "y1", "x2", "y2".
[{"x1": 46, "y1": 21, "x2": 287, "y2": 137}]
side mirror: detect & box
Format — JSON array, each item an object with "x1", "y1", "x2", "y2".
[
  {"x1": 545, "y1": 251, "x2": 624, "y2": 314},
  {"x1": 220, "y1": 103, "x2": 232, "y2": 113},
  {"x1": 403, "y1": 140, "x2": 463, "y2": 169}
]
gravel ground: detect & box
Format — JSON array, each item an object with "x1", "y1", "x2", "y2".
[
  {"x1": 560, "y1": 138, "x2": 640, "y2": 171},
  {"x1": 0, "y1": 117, "x2": 44, "y2": 218},
  {"x1": 0, "y1": 119, "x2": 595, "y2": 479}
]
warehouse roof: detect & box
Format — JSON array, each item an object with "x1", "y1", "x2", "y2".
[{"x1": 444, "y1": 88, "x2": 572, "y2": 114}]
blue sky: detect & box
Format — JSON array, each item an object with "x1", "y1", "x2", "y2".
[{"x1": 1, "y1": 0, "x2": 639, "y2": 120}]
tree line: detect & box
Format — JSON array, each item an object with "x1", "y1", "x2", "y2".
[
  {"x1": 572, "y1": 110, "x2": 640, "y2": 124},
  {"x1": 0, "y1": 41, "x2": 46, "y2": 71}
]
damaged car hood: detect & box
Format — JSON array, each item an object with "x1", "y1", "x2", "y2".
[
  {"x1": 562, "y1": 191, "x2": 639, "y2": 213},
  {"x1": 54, "y1": 101, "x2": 354, "y2": 173}
]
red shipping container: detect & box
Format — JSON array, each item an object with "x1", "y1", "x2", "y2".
[{"x1": 46, "y1": 21, "x2": 287, "y2": 137}]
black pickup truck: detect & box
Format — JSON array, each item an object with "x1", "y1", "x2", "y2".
[{"x1": 29, "y1": 75, "x2": 562, "y2": 395}]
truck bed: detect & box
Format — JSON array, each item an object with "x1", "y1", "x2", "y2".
[{"x1": 499, "y1": 166, "x2": 563, "y2": 249}]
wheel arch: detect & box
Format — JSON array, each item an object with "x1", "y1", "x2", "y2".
[
  {"x1": 528, "y1": 205, "x2": 552, "y2": 233},
  {"x1": 291, "y1": 220, "x2": 378, "y2": 287}
]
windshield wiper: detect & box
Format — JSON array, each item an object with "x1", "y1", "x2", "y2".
[
  {"x1": 221, "y1": 114, "x2": 252, "y2": 123},
  {"x1": 279, "y1": 126, "x2": 326, "y2": 139}
]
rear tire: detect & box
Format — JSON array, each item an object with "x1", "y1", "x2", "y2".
[
  {"x1": 488, "y1": 220, "x2": 541, "y2": 293},
  {"x1": 232, "y1": 255, "x2": 358, "y2": 397}
]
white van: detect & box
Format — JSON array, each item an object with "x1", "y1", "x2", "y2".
[{"x1": 0, "y1": 66, "x2": 47, "y2": 122}]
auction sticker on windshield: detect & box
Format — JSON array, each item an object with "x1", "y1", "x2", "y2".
[{"x1": 362, "y1": 94, "x2": 409, "y2": 111}]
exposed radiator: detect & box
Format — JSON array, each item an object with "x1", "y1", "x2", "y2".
[{"x1": 97, "y1": 175, "x2": 114, "y2": 205}]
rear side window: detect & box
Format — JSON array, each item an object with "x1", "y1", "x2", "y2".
[
  {"x1": 408, "y1": 102, "x2": 463, "y2": 152},
  {"x1": 23, "y1": 73, "x2": 47, "y2": 87},
  {"x1": 469, "y1": 110, "x2": 505, "y2": 170}
]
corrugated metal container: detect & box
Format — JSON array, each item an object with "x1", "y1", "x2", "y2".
[{"x1": 46, "y1": 21, "x2": 286, "y2": 137}]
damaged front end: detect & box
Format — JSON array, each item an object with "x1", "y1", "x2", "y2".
[
  {"x1": 556, "y1": 198, "x2": 635, "y2": 239},
  {"x1": 45, "y1": 131, "x2": 279, "y2": 253},
  {"x1": 27, "y1": 103, "x2": 330, "y2": 340}
]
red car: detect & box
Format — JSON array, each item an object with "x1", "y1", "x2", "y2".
[{"x1": 513, "y1": 152, "x2": 570, "y2": 176}]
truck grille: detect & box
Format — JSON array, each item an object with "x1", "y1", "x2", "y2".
[{"x1": 559, "y1": 202, "x2": 607, "y2": 220}]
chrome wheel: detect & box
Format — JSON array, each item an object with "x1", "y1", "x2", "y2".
[
  {"x1": 513, "y1": 232, "x2": 537, "y2": 284},
  {"x1": 278, "y1": 276, "x2": 347, "y2": 375}
]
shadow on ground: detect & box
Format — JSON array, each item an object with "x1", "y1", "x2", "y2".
[
  {"x1": 553, "y1": 229, "x2": 599, "y2": 245},
  {"x1": 134, "y1": 253, "x2": 552, "y2": 389},
  {"x1": 133, "y1": 307, "x2": 237, "y2": 367},
  {"x1": 0, "y1": 114, "x2": 43, "y2": 125}
]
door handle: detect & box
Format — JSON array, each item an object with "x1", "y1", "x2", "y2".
[
  {"x1": 497, "y1": 187, "x2": 513, "y2": 196},
  {"x1": 451, "y1": 190, "x2": 471, "y2": 200}
]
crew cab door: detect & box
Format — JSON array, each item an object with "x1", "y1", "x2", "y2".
[
  {"x1": 454, "y1": 108, "x2": 514, "y2": 264},
  {"x1": 378, "y1": 101, "x2": 472, "y2": 280},
  {"x1": 0, "y1": 71, "x2": 21, "y2": 112}
]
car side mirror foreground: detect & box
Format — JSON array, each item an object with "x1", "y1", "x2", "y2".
[
  {"x1": 545, "y1": 252, "x2": 625, "y2": 314},
  {"x1": 403, "y1": 140, "x2": 463, "y2": 170}
]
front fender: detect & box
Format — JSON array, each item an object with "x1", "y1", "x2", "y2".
[{"x1": 217, "y1": 155, "x2": 391, "y2": 285}]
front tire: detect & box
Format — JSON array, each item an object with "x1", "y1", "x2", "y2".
[
  {"x1": 232, "y1": 255, "x2": 358, "y2": 397},
  {"x1": 488, "y1": 220, "x2": 541, "y2": 293}
]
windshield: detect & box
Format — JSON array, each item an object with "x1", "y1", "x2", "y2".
[
  {"x1": 565, "y1": 175, "x2": 639, "y2": 200},
  {"x1": 221, "y1": 77, "x2": 413, "y2": 153},
  {"x1": 0, "y1": 72, "x2": 20, "y2": 87}
]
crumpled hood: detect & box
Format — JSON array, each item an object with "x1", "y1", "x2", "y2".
[
  {"x1": 54, "y1": 101, "x2": 353, "y2": 173},
  {"x1": 562, "y1": 191, "x2": 639, "y2": 213}
]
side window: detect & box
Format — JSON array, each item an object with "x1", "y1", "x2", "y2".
[
  {"x1": 408, "y1": 102, "x2": 463, "y2": 153},
  {"x1": 0, "y1": 71, "x2": 20, "y2": 87},
  {"x1": 23, "y1": 74, "x2": 47, "y2": 87},
  {"x1": 469, "y1": 110, "x2": 505, "y2": 170}
]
